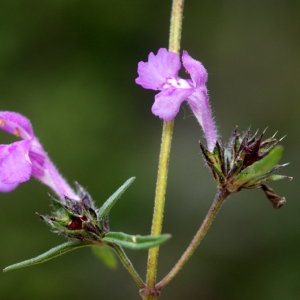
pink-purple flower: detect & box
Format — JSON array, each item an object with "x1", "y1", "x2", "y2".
[
  {"x1": 135, "y1": 48, "x2": 217, "y2": 151},
  {"x1": 0, "y1": 111, "x2": 78, "y2": 201}
]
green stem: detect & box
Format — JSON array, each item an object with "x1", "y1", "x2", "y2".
[
  {"x1": 111, "y1": 244, "x2": 145, "y2": 288},
  {"x1": 156, "y1": 189, "x2": 230, "y2": 289},
  {"x1": 168, "y1": 0, "x2": 184, "y2": 53},
  {"x1": 145, "y1": 0, "x2": 185, "y2": 297},
  {"x1": 145, "y1": 120, "x2": 174, "y2": 289}
]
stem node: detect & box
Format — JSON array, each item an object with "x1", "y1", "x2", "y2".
[{"x1": 139, "y1": 286, "x2": 161, "y2": 300}]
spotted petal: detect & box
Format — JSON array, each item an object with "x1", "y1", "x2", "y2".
[
  {"x1": 0, "y1": 111, "x2": 33, "y2": 139},
  {"x1": 0, "y1": 111, "x2": 78, "y2": 200}
]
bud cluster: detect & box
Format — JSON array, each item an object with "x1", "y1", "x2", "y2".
[
  {"x1": 200, "y1": 128, "x2": 292, "y2": 208},
  {"x1": 38, "y1": 183, "x2": 107, "y2": 242}
]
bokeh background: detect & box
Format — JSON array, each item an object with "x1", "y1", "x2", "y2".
[{"x1": 0, "y1": 1, "x2": 299, "y2": 299}]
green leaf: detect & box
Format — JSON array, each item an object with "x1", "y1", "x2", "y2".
[
  {"x1": 97, "y1": 177, "x2": 135, "y2": 222},
  {"x1": 3, "y1": 241, "x2": 92, "y2": 272},
  {"x1": 102, "y1": 232, "x2": 171, "y2": 250},
  {"x1": 234, "y1": 146, "x2": 283, "y2": 186},
  {"x1": 243, "y1": 174, "x2": 292, "y2": 188},
  {"x1": 92, "y1": 245, "x2": 118, "y2": 270}
]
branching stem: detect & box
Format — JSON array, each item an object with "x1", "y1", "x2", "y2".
[
  {"x1": 157, "y1": 189, "x2": 230, "y2": 289},
  {"x1": 112, "y1": 244, "x2": 145, "y2": 288}
]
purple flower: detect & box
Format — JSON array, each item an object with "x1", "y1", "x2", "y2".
[
  {"x1": 136, "y1": 48, "x2": 217, "y2": 151},
  {"x1": 0, "y1": 111, "x2": 78, "y2": 201}
]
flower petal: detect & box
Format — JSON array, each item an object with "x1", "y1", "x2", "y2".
[
  {"x1": 28, "y1": 138, "x2": 79, "y2": 201},
  {"x1": 182, "y1": 51, "x2": 208, "y2": 88},
  {"x1": 182, "y1": 51, "x2": 217, "y2": 151},
  {"x1": 152, "y1": 87, "x2": 193, "y2": 121},
  {"x1": 0, "y1": 111, "x2": 34, "y2": 139},
  {"x1": 0, "y1": 140, "x2": 32, "y2": 184},
  {"x1": 135, "y1": 48, "x2": 181, "y2": 90},
  {"x1": 187, "y1": 90, "x2": 217, "y2": 152},
  {"x1": 0, "y1": 111, "x2": 79, "y2": 201},
  {"x1": 0, "y1": 181, "x2": 19, "y2": 192}
]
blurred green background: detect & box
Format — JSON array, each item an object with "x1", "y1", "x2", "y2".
[{"x1": 0, "y1": 1, "x2": 299, "y2": 299}]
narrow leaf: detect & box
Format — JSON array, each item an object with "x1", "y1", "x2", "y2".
[
  {"x1": 102, "y1": 232, "x2": 171, "y2": 250},
  {"x1": 243, "y1": 174, "x2": 292, "y2": 188},
  {"x1": 3, "y1": 241, "x2": 92, "y2": 272},
  {"x1": 234, "y1": 146, "x2": 283, "y2": 186},
  {"x1": 97, "y1": 177, "x2": 135, "y2": 221},
  {"x1": 92, "y1": 245, "x2": 118, "y2": 270}
]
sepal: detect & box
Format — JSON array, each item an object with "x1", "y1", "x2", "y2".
[
  {"x1": 200, "y1": 142, "x2": 225, "y2": 185},
  {"x1": 261, "y1": 184, "x2": 286, "y2": 209},
  {"x1": 233, "y1": 146, "x2": 283, "y2": 189},
  {"x1": 200, "y1": 128, "x2": 291, "y2": 209},
  {"x1": 38, "y1": 192, "x2": 102, "y2": 241},
  {"x1": 243, "y1": 174, "x2": 292, "y2": 188}
]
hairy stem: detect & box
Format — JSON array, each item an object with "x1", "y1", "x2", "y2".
[
  {"x1": 111, "y1": 244, "x2": 145, "y2": 288},
  {"x1": 157, "y1": 189, "x2": 230, "y2": 289},
  {"x1": 168, "y1": 0, "x2": 184, "y2": 53},
  {"x1": 145, "y1": 120, "x2": 174, "y2": 290},
  {"x1": 145, "y1": 0, "x2": 185, "y2": 297}
]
